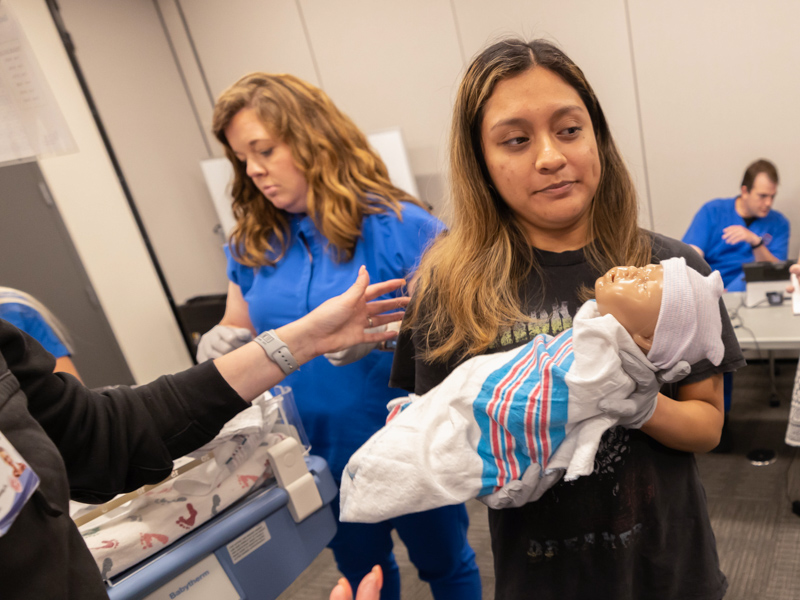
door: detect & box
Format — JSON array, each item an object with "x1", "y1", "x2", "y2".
[{"x1": 0, "y1": 160, "x2": 134, "y2": 387}]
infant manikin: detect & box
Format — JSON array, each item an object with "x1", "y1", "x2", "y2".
[{"x1": 339, "y1": 257, "x2": 725, "y2": 524}]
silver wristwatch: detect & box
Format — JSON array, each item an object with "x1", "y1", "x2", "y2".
[{"x1": 254, "y1": 330, "x2": 299, "y2": 375}]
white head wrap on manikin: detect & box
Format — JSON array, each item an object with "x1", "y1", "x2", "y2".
[{"x1": 647, "y1": 257, "x2": 725, "y2": 370}]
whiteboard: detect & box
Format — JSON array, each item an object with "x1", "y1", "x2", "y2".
[
  {"x1": 201, "y1": 127, "x2": 418, "y2": 235},
  {"x1": 200, "y1": 157, "x2": 237, "y2": 236},
  {"x1": 365, "y1": 127, "x2": 418, "y2": 198}
]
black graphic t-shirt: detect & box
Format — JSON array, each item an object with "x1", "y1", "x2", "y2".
[{"x1": 390, "y1": 232, "x2": 745, "y2": 600}]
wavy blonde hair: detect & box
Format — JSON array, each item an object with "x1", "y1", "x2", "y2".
[
  {"x1": 407, "y1": 39, "x2": 651, "y2": 362},
  {"x1": 212, "y1": 73, "x2": 424, "y2": 266}
]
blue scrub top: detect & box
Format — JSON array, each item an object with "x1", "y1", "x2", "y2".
[
  {"x1": 226, "y1": 202, "x2": 443, "y2": 477},
  {"x1": 0, "y1": 301, "x2": 69, "y2": 359},
  {"x1": 682, "y1": 197, "x2": 789, "y2": 291}
]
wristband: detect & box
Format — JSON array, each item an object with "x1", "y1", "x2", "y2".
[
  {"x1": 751, "y1": 233, "x2": 772, "y2": 249},
  {"x1": 254, "y1": 330, "x2": 299, "y2": 375}
]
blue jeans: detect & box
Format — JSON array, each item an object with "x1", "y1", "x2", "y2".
[{"x1": 328, "y1": 495, "x2": 481, "y2": 600}]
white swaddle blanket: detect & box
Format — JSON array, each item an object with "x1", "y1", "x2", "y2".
[{"x1": 340, "y1": 302, "x2": 651, "y2": 523}]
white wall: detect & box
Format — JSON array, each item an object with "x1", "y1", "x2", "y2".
[
  {"x1": 9, "y1": 0, "x2": 193, "y2": 382},
  {"x1": 55, "y1": 0, "x2": 229, "y2": 305},
  {"x1": 296, "y1": 1, "x2": 464, "y2": 189},
  {"x1": 628, "y1": 0, "x2": 800, "y2": 243}
]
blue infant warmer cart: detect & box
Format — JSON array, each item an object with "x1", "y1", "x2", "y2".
[
  {"x1": 78, "y1": 386, "x2": 338, "y2": 599},
  {"x1": 104, "y1": 454, "x2": 337, "y2": 600}
]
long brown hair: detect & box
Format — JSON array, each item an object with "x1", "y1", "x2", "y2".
[
  {"x1": 212, "y1": 73, "x2": 424, "y2": 267},
  {"x1": 407, "y1": 39, "x2": 651, "y2": 361}
]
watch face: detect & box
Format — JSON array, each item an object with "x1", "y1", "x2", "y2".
[{"x1": 258, "y1": 331, "x2": 277, "y2": 344}]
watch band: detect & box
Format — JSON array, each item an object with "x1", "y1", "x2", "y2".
[
  {"x1": 751, "y1": 232, "x2": 772, "y2": 249},
  {"x1": 254, "y1": 330, "x2": 299, "y2": 375}
]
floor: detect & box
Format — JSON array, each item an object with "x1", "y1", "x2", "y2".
[
  {"x1": 695, "y1": 359, "x2": 800, "y2": 600},
  {"x1": 278, "y1": 359, "x2": 800, "y2": 599}
]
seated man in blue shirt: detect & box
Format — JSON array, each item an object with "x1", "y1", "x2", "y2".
[
  {"x1": 683, "y1": 159, "x2": 789, "y2": 444},
  {"x1": 682, "y1": 159, "x2": 789, "y2": 292}
]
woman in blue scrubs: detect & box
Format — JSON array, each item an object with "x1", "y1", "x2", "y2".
[{"x1": 199, "y1": 73, "x2": 481, "y2": 600}]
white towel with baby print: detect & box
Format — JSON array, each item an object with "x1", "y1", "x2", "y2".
[
  {"x1": 340, "y1": 301, "x2": 652, "y2": 523},
  {"x1": 74, "y1": 393, "x2": 293, "y2": 580}
]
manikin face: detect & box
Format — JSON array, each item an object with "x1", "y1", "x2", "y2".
[
  {"x1": 480, "y1": 67, "x2": 602, "y2": 250},
  {"x1": 739, "y1": 172, "x2": 777, "y2": 219},
  {"x1": 224, "y1": 107, "x2": 309, "y2": 214},
  {"x1": 594, "y1": 264, "x2": 664, "y2": 353}
]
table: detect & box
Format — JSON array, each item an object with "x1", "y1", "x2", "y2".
[
  {"x1": 723, "y1": 292, "x2": 800, "y2": 351},
  {"x1": 723, "y1": 292, "x2": 800, "y2": 407}
]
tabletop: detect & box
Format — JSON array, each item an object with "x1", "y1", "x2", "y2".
[{"x1": 723, "y1": 292, "x2": 800, "y2": 351}]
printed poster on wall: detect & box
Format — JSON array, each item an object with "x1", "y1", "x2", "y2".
[{"x1": 0, "y1": 1, "x2": 76, "y2": 164}]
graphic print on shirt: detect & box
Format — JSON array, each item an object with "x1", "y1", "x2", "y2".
[
  {"x1": 474, "y1": 331, "x2": 574, "y2": 496},
  {"x1": 494, "y1": 300, "x2": 574, "y2": 349},
  {"x1": 523, "y1": 427, "x2": 655, "y2": 566}
]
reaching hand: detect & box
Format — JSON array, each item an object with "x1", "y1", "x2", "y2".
[
  {"x1": 599, "y1": 351, "x2": 690, "y2": 428},
  {"x1": 212, "y1": 270, "x2": 408, "y2": 402},
  {"x1": 329, "y1": 566, "x2": 383, "y2": 600},
  {"x1": 303, "y1": 266, "x2": 409, "y2": 358}
]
